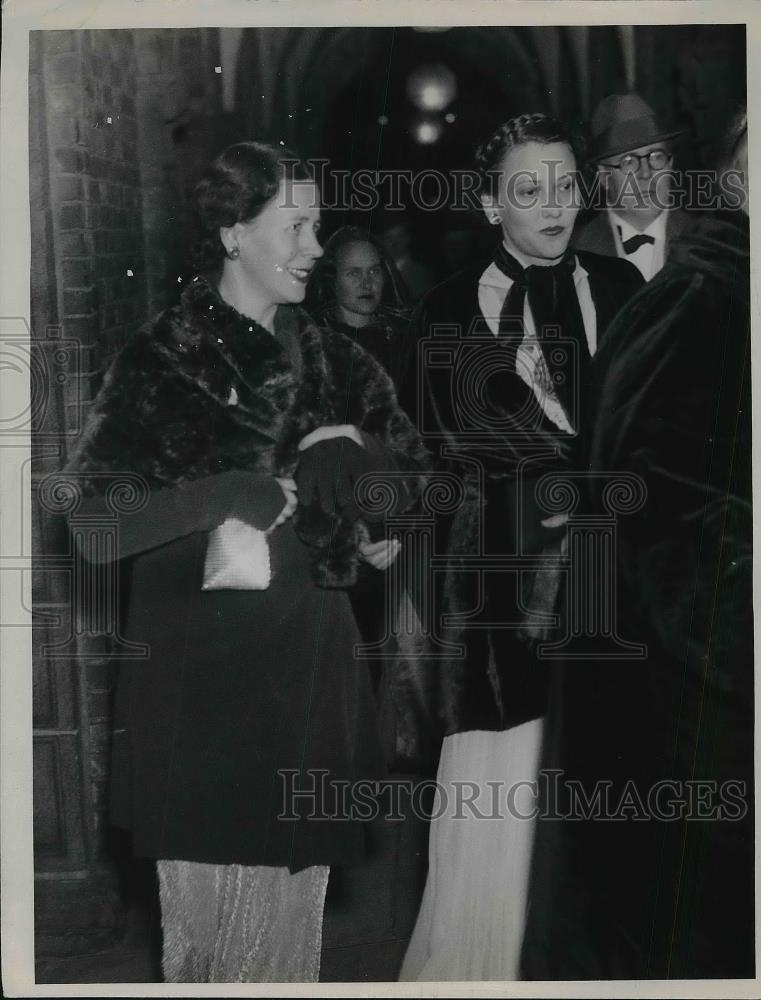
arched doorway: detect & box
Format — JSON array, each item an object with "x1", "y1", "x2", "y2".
[{"x1": 295, "y1": 27, "x2": 564, "y2": 276}]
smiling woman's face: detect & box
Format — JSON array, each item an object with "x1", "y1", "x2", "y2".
[
  {"x1": 226, "y1": 179, "x2": 323, "y2": 308},
  {"x1": 483, "y1": 141, "x2": 579, "y2": 265}
]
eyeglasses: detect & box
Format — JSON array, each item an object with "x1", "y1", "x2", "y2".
[{"x1": 599, "y1": 149, "x2": 673, "y2": 175}]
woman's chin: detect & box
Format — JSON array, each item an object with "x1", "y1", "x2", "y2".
[
  {"x1": 537, "y1": 236, "x2": 571, "y2": 260},
  {"x1": 284, "y1": 282, "x2": 307, "y2": 303}
]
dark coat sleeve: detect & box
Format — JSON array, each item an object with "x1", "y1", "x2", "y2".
[{"x1": 73, "y1": 472, "x2": 286, "y2": 563}]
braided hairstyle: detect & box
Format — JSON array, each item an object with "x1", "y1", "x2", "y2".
[
  {"x1": 475, "y1": 113, "x2": 583, "y2": 200},
  {"x1": 191, "y1": 141, "x2": 315, "y2": 273}
]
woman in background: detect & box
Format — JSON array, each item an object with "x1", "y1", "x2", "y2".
[
  {"x1": 399, "y1": 113, "x2": 643, "y2": 981},
  {"x1": 306, "y1": 225, "x2": 412, "y2": 391},
  {"x1": 307, "y1": 225, "x2": 418, "y2": 685},
  {"x1": 64, "y1": 141, "x2": 428, "y2": 983}
]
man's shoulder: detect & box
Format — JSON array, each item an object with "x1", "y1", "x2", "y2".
[
  {"x1": 576, "y1": 247, "x2": 643, "y2": 287},
  {"x1": 571, "y1": 211, "x2": 616, "y2": 256},
  {"x1": 666, "y1": 207, "x2": 692, "y2": 242}
]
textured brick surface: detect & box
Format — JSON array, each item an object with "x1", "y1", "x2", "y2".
[{"x1": 32, "y1": 28, "x2": 225, "y2": 909}]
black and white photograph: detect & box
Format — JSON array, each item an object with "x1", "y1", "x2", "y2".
[{"x1": 0, "y1": 0, "x2": 757, "y2": 994}]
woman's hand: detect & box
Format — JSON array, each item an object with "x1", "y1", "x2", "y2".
[
  {"x1": 359, "y1": 538, "x2": 401, "y2": 571},
  {"x1": 267, "y1": 477, "x2": 298, "y2": 532},
  {"x1": 297, "y1": 424, "x2": 364, "y2": 452}
]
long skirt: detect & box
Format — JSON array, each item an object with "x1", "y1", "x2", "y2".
[
  {"x1": 157, "y1": 860, "x2": 331, "y2": 983},
  {"x1": 399, "y1": 718, "x2": 543, "y2": 981}
]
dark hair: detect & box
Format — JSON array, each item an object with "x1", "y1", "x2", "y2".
[
  {"x1": 304, "y1": 226, "x2": 411, "y2": 320},
  {"x1": 475, "y1": 113, "x2": 582, "y2": 198},
  {"x1": 191, "y1": 141, "x2": 315, "y2": 272}
]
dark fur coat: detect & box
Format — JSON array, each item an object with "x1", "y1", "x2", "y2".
[
  {"x1": 62, "y1": 275, "x2": 431, "y2": 869},
  {"x1": 67, "y1": 275, "x2": 429, "y2": 587}
]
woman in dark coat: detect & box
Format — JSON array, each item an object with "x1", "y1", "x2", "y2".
[
  {"x1": 399, "y1": 113, "x2": 644, "y2": 981},
  {"x1": 305, "y1": 225, "x2": 417, "y2": 680},
  {"x1": 63, "y1": 141, "x2": 428, "y2": 983},
  {"x1": 521, "y1": 113, "x2": 753, "y2": 981}
]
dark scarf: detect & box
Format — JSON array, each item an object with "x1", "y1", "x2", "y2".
[{"x1": 493, "y1": 242, "x2": 591, "y2": 429}]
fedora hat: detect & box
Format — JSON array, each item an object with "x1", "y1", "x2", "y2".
[{"x1": 588, "y1": 92, "x2": 687, "y2": 162}]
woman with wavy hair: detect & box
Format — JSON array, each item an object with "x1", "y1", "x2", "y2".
[
  {"x1": 399, "y1": 113, "x2": 643, "y2": 981},
  {"x1": 64, "y1": 141, "x2": 428, "y2": 983}
]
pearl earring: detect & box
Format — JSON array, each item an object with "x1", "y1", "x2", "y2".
[{"x1": 227, "y1": 246, "x2": 240, "y2": 260}]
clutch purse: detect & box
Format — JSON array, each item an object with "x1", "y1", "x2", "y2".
[{"x1": 201, "y1": 517, "x2": 271, "y2": 591}]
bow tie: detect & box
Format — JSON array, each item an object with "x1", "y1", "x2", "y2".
[{"x1": 619, "y1": 230, "x2": 656, "y2": 254}]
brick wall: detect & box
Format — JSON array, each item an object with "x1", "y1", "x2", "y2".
[
  {"x1": 31, "y1": 26, "x2": 225, "y2": 943},
  {"x1": 33, "y1": 28, "x2": 151, "y2": 883},
  {"x1": 42, "y1": 29, "x2": 146, "y2": 408},
  {"x1": 134, "y1": 28, "x2": 223, "y2": 317},
  {"x1": 40, "y1": 26, "x2": 224, "y2": 404}
]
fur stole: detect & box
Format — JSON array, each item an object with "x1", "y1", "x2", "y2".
[{"x1": 66, "y1": 275, "x2": 429, "y2": 586}]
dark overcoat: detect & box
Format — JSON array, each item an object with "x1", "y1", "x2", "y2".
[
  {"x1": 572, "y1": 206, "x2": 691, "y2": 265},
  {"x1": 522, "y1": 210, "x2": 754, "y2": 979},
  {"x1": 64, "y1": 275, "x2": 429, "y2": 872}
]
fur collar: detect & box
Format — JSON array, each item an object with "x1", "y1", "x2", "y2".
[{"x1": 66, "y1": 274, "x2": 429, "y2": 587}]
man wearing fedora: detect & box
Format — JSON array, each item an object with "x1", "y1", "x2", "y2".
[{"x1": 573, "y1": 92, "x2": 689, "y2": 281}]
